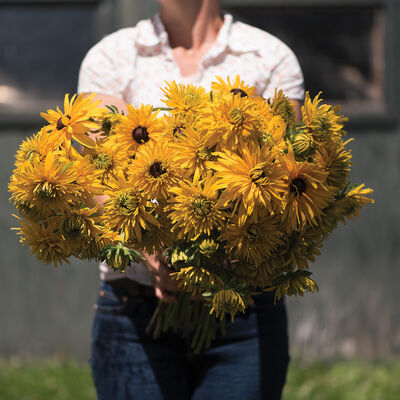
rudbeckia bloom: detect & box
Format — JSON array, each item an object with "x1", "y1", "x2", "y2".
[
  {"x1": 220, "y1": 212, "x2": 283, "y2": 266},
  {"x1": 128, "y1": 142, "x2": 184, "y2": 200},
  {"x1": 302, "y1": 92, "x2": 347, "y2": 142},
  {"x1": 161, "y1": 81, "x2": 208, "y2": 114},
  {"x1": 210, "y1": 142, "x2": 286, "y2": 223},
  {"x1": 15, "y1": 126, "x2": 62, "y2": 168},
  {"x1": 211, "y1": 75, "x2": 257, "y2": 99},
  {"x1": 168, "y1": 174, "x2": 227, "y2": 240},
  {"x1": 9, "y1": 152, "x2": 84, "y2": 217},
  {"x1": 15, "y1": 217, "x2": 72, "y2": 267},
  {"x1": 204, "y1": 94, "x2": 261, "y2": 150},
  {"x1": 103, "y1": 173, "x2": 160, "y2": 241},
  {"x1": 115, "y1": 104, "x2": 163, "y2": 155},
  {"x1": 281, "y1": 148, "x2": 335, "y2": 233},
  {"x1": 40, "y1": 93, "x2": 101, "y2": 148}
]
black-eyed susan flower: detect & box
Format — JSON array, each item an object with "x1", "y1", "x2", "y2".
[
  {"x1": 161, "y1": 81, "x2": 208, "y2": 114},
  {"x1": 128, "y1": 142, "x2": 184, "y2": 200},
  {"x1": 102, "y1": 173, "x2": 159, "y2": 242},
  {"x1": 210, "y1": 142, "x2": 286, "y2": 222},
  {"x1": 211, "y1": 75, "x2": 257, "y2": 99},
  {"x1": 171, "y1": 266, "x2": 224, "y2": 296},
  {"x1": 281, "y1": 147, "x2": 335, "y2": 233},
  {"x1": 220, "y1": 212, "x2": 283, "y2": 266},
  {"x1": 115, "y1": 104, "x2": 163, "y2": 155},
  {"x1": 204, "y1": 94, "x2": 261, "y2": 150},
  {"x1": 40, "y1": 93, "x2": 101, "y2": 148},
  {"x1": 314, "y1": 138, "x2": 353, "y2": 191},
  {"x1": 15, "y1": 126, "x2": 63, "y2": 168},
  {"x1": 14, "y1": 217, "x2": 72, "y2": 266},
  {"x1": 174, "y1": 126, "x2": 216, "y2": 181},
  {"x1": 167, "y1": 174, "x2": 227, "y2": 240},
  {"x1": 302, "y1": 92, "x2": 347, "y2": 142},
  {"x1": 9, "y1": 153, "x2": 84, "y2": 217},
  {"x1": 269, "y1": 270, "x2": 319, "y2": 302}
]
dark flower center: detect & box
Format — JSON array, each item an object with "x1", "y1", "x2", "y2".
[
  {"x1": 173, "y1": 125, "x2": 185, "y2": 137},
  {"x1": 56, "y1": 115, "x2": 71, "y2": 130},
  {"x1": 230, "y1": 88, "x2": 248, "y2": 98},
  {"x1": 132, "y1": 126, "x2": 149, "y2": 144},
  {"x1": 290, "y1": 178, "x2": 307, "y2": 196},
  {"x1": 149, "y1": 162, "x2": 166, "y2": 178}
]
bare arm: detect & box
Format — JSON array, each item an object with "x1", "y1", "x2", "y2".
[{"x1": 290, "y1": 99, "x2": 302, "y2": 123}]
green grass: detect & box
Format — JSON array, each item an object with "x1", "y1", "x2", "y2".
[{"x1": 0, "y1": 358, "x2": 399, "y2": 399}]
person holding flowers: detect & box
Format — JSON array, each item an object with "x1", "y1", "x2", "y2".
[{"x1": 75, "y1": 0, "x2": 306, "y2": 399}]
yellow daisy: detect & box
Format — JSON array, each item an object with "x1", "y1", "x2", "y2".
[
  {"x1": 161, "y1": 112, "x2": 198, "y2": 142},
  {"x1": 269, "y1": 89, "x2": 297, "y2": 128},
  {"x1": 128, "y1": 142, "x2": 184, "y2": 200},
  {"x1": 40, "y1": 93, "x2": 101, "y2": 148},
  {"x1": 220, "y1": 211, "x2": 283, "y2": 266},
  {"x1": 281, "y1": 147, "x2": 334, "y2": 233},
  {"x1": 210, "y1": 142, "x2": 287, "y2": 222},
  {"x1": 15, "y1": 126, "x2": 63, "y2": 168},
  {"x1": 314, "y1": 138, "x2": 353, "y2": 191},
  {"x1": 161, "y1": 81, "x2": 208, "y2": 114},
  {"x1": 211, "y1": 75, "x2": 257, "y2": 98},
  {"x1": 82, "y1": 138, "x2": 129, "y2": 185},
  {"x1": 15, "y1": 217, "x2": 72, "y2": 267},
  {"x1": 9, "y1": 152, "x2": 84, "y2": 217},
  {"x1": 115, "y1": 104, "x2": 163, "y2": 155},
  {"x1": 167, "y1": 174, "x2": 228, "y2": 240},
  {"x1": 102, "y1": 173, "x2": 160, "y2": 242},
  {"x1": 302, "y1": 92, "x2": 348, "y2": 142},
  {"x1": 204, "y1": 94, "x2": 261, "y2": 150},
  {"x1": 174, "y1": 125, "x2": 216, "y2": 180}
]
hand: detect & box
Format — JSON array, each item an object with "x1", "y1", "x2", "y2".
[{"x1": 141, "y1": 251, "x2": 179, "y2": 303}]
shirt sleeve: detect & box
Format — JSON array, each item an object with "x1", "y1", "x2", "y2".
[
  {"x1": 262, "y1": 44, "x2": 305, "y2": 101},
  {"x1": 77, "y1": 29, "x2": 135, "y2": 98}
]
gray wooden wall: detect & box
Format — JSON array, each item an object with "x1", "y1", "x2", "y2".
[{"x1": 0, "y1": 0, "x2": 399, "y2": 362}]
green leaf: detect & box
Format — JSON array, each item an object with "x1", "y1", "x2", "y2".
[{"x1": 209, "y1": 91, "x2": 214, "y2": 102}]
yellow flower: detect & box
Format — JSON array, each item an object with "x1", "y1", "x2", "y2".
[
  {"x1": 220, "y1": 212, "x2": 283, "y2": 266},
  {"x1": 161, "y1": 112, "x2": 198, "y2": 142},
  {"x1": 204, "y1": 94, "x2": 261, "y2": 150},
  {"x1": 98, "y1": 109, "x2": 121, "y2": 136},
  {"x1": 128, "y1": 208, "x2": 174, "y2": 254},
  {"x1": 103, "y1": 173, "x2": 159, "y2": 242},
  {"x1": 128, "y1": 142, "x2": 184, "y2": 200},
  {"x1": 171, "y1": 266, "x2": 224, "y2": 296},
  {"x1": 174, "y1": 126, "x2": 216, "y2": 181},
  {"x1": 281, "y1": 148, "x2": 334, "y2": 233},
  {"x1": 292, "y1": 133, "x2": 316, "y2": 161},
  {"x1": 210, "y1": 142, "x2": 286, "y2": 222},
  {"x1": 9, "y1": 153, "x2": 85, "y2": 217},
  {"x1": 40, "y1": 93, "x2": 101, "y2": 148},
  {"x1": 270, "y1": 89, "x2": 296, "y2": 128},
  {"x1": 210, "y1": 289, "x2": 247, "y2": 322},
  {"x1": 82, "y1": 138, "x2": 128, "y2": 185},
  {"x1": 115, "y1": 104, "x2": 163, "y2": 155},
  {"x1": 167, "y1": 174, "x2": 227, "y2": 240},
  {"x1": 199, "y1": 238, "x2": 219, "y2": 258},
  {"x1": 302, "y1": 92, "x2": 347, "y2": 142},
  {"x1": 314, "y1": 138, "x2": 352, "y2": 191},
  {"x1": 270, "y1": 271, "x2": 319, "y2": 302},
  {"x1": 77, "y1": 227, "x2": 122, "y2": 260},
  {"x1": 15, "y1": 126, "x2": 63, "y2": 168},
  {"x1": 161, "y1": 81, "x2": 208, "y2": 114},
  {"x1": 211, "y1": 75, "x2": 257, "y2": 98},
  {"x1": 14, "y1": 217, "x2": 72, "y2": 267},
  {"x1": 53, "y1": 206, "x2": 102, "y2": 242},
  {"x1": 334, "y1": 184, "x2": 374, "y2": 222}
]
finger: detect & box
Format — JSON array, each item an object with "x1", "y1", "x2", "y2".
[{"x1": 155, "y1": 286, "x2": 178, "y2": 303}]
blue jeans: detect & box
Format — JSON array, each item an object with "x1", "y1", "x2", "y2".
[{"x1": 90, "y1": 280, "x2": 290, "y2": 400}]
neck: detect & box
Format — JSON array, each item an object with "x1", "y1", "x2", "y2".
[{"x1": 159, "y1": 0, "x2": 223, "y2": 50}]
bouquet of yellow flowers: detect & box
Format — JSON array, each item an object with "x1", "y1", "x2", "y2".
[{"x1": 9, "y1": 76, "x2": 374, "y2": 353}]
